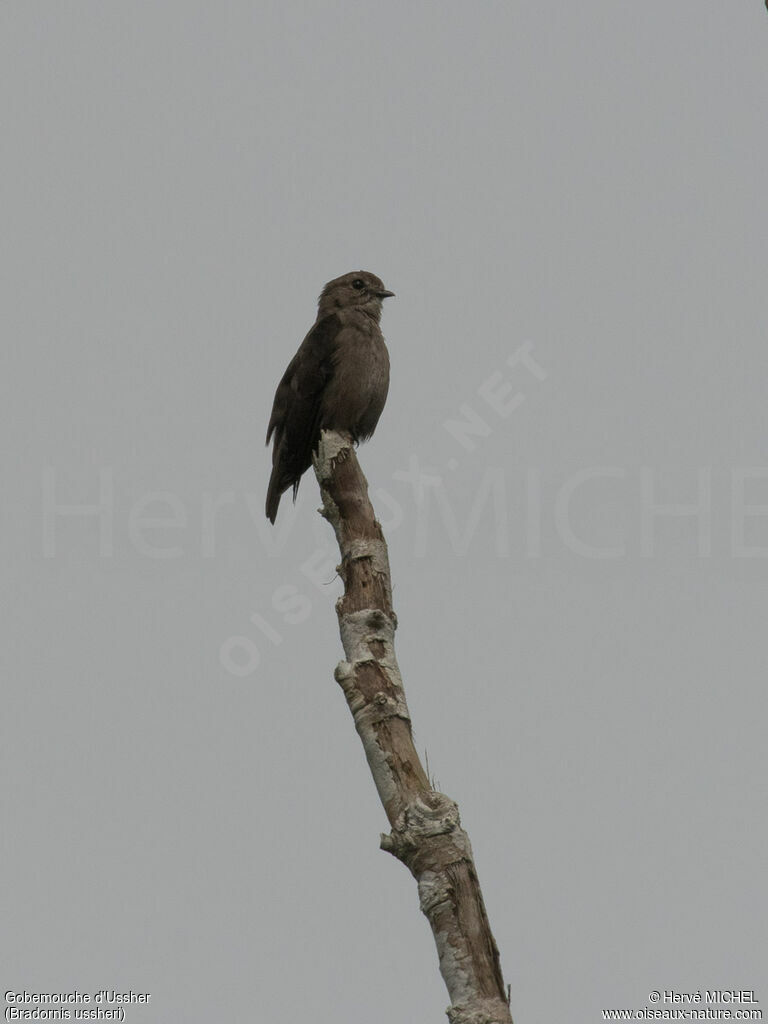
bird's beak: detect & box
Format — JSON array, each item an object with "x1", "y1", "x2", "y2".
[{"x1": 377, "y1": 289, "x2": 395, "y2": 299}]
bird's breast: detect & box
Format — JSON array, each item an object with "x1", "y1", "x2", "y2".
[{"x1": 321, "y1": 322, "x2": 390, "y2": 438}]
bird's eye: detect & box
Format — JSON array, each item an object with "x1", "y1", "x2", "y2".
[{"x1": 351, "y1": 279, "x2": 365, "y2": 290}]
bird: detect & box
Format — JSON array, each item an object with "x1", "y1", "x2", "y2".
[{"x1": 265, "y1": 270, "x2": 395, "y2": 523}]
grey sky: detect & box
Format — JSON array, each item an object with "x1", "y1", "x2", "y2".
[{"x1": 3, "y1": 2, "x2": 767, "y2": 1022}]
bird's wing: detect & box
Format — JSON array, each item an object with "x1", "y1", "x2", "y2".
[{"x1": 266, "y1": 313, "x2": 342, "y2": 483}]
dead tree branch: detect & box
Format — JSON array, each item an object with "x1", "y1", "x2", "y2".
[{"x1": 313, "y1": 430, "x2": 514, "y2": 1024}]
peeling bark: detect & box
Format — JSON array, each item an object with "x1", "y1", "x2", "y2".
[{"x1": 313, "y1": 430, "x2": 514, "y2": 1024}]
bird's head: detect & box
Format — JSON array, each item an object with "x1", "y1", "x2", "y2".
[{"x1": 318, "y1": 271, "x2": 395, "y2": 320}]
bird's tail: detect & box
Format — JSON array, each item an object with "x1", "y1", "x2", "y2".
[
  {"x1": 265, "y1": 466, "x2": 284, "y2": 524},
  {"x1": 266, "y1": 464, "x2": 301, "y2": 524}
]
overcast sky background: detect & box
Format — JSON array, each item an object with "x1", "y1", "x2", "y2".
[{"x1": 3, "y1": 2, "x2": 767, "y2": 1022}]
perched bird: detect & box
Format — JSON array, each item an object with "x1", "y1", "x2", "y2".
[{"x1": 265, "y1": 270, "x2": 394, "y2": 523}]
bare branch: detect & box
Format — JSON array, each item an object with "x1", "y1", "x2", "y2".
[{"x1": 313, "y1": 430, "x2": 514, "y2": 1024}]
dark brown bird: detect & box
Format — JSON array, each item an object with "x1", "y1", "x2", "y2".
[{"x1": 265, "y1": 270, "x2": 394, "y2": 523}]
